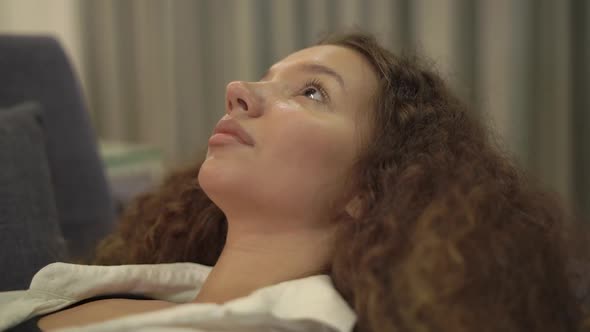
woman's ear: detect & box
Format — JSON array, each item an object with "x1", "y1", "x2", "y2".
[{"x1": 344, "y1": 195, "x2": 363, "y2": 219}]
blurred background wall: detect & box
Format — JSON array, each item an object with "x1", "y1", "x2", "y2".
[{"x1": 0, "y1": 0, "x2": 588, "y2": 218}]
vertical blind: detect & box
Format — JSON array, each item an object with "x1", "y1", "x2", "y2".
[{"x1": 76, "y1": 0, "x2": 588, "y2": 218}]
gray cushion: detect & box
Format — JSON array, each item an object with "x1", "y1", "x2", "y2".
[
  {"x1": 0, "y1": 102, "x2": 67, "y2": 291},
  {"x1": 0, "y1": 35, "x2": 116, "y2": 259}
]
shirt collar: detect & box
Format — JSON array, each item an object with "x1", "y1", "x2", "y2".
[{"x1": 30, "y1": 262, "x2": 356, "y2": 331}]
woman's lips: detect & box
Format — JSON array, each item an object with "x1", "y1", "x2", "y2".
[
  {"x1": 208, "y1": 132, "x2": 247, "y2": 146},
  {"x1": 209, "y1": 118, "x2": 255, "y2": 146}
]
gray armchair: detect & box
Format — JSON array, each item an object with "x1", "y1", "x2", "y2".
[{"x1": 0, "y1": 35, "x2": 115, "y2": 291}]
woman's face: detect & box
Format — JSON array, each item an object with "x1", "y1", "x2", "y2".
[{"x1": 198, "y1": 45, "x2": 378, "y2": 228}]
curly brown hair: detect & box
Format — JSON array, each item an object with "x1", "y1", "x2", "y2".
[{"x1": 91, "y1": 33, "x2": 585, "y2": 331}]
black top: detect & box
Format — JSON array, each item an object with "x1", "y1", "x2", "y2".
[{"x1": 7, "y1": 293, "x2": 155, "y2": 332}]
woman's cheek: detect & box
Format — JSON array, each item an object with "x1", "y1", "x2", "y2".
[
  {"x1": 267, "y1": 101, "x2": 353, "y2": 164},
  {"x1": 274, "y1": 100, "x2": 298, "y2": 113},
  {"x1": 283, "y1": 124, "x2": 346, "y2": 164}
]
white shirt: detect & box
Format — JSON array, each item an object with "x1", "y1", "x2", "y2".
[{"x1": 0, "y1": 262, "x2": 356, "y2": 331}]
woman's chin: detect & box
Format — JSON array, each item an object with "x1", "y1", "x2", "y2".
[{"x1": 198, "y1": 165, "x2": 244, "y2": 202}]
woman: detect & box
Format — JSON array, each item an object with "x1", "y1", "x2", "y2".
[{"x1": 1, "y1": 32, "x2": 585, "y2": 332}]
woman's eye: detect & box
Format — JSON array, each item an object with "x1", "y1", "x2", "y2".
[
  {"x1": 303, "y1": 87, "x2": 324, "y2": 102},
  {"x1": 301, "y1": 80, "x2": 329, "y2": 103}
]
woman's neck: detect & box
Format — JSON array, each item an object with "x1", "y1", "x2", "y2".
[{"x1": 193, "y1": 225, "x2": 335, "y2": 304}]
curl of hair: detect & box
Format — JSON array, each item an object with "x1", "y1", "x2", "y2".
[
  {"x1": 92, "y1": 163, "x2": 226, "y2": 266},
  {"x1": 91, "y1": 33, "x2": 586, "y2": 332}
]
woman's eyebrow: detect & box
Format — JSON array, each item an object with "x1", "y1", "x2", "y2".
[{"x1": 261, "y1": 63, "x2": 345, "y2": 89}]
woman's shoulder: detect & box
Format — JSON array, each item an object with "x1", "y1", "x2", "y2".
[
  {"x1": 0, "y1": 262, "x2": 209, "y2": 331},
  {"x1": 222, "y1": 274, "x2": 356, "y2": 331},
  {"x1": 2, "y1": 267, "x2": 355, "y2": 332},
  {"x1": 37, "y1": 298, "x2": 176, "y2": 331}
]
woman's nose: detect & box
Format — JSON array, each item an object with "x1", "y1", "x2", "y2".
[{"x1": 225, "y1": 81, "x2": 261, "y2": 116}]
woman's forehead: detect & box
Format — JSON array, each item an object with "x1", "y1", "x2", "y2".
[{"x1": 270, "y1": 45, "x2": 378, "y2": 91}]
